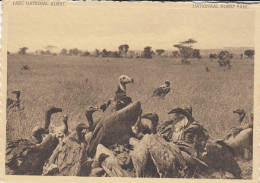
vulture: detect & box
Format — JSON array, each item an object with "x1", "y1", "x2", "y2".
[
  {"x1": 85, "y1": 106, "x2": 98, "y2": 130},
  {"x1": 132, "y1": 112, "x2": 159, "y2": 139},
  {"x1": 51, "y1": 115, "x2": 69, "y2": 140},
  {"x1": 94, "y1": 144, "x2": 134, "y2": 177},
  {"x1": 223, "y1": 127, "x2": 253, "y2": 160},
  {"x1": 233, "y1": 108, "x2": 253, "y2": 128},
  {"x1": 87, "y1": 101, "x2": 141, "y2": 158},
  {"x1": 152, "y1": 81, "x2": 170, "y2": 98},
  {"x1": 101, "y1": 75, "x2": 134, "y2": 112},
  {"x1": 201, "y1": 140, "x2": 242, "y2": 179},
  {"x1": 5, "y1": 107, "x2": 62, "y2": 175},
  {"x1": 7, "y1": 90, "x2": 21, "y2": 109},
  {"x1": 158, "y1": 106, "x2": 194, "y2": 142},
  {"x1": 42, "y1": 123, "x2": 91, "y2": 176},
  {"x1": 130, "y1": 134, "x2": 187, "y2": 178}
]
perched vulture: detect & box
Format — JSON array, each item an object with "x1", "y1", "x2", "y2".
[
  {"x1": 152, "y1": 81, "x2": 170, "y2": 98},
  {"x1": 42, "y1": 123, "x2": 91, "y2": 176},
  {"x1": 87, "y1": 101, "x2": 141, "y2": 158},
  {"x1": 7, "y1": 90, "x2": 21, "y2": 109},
  {"x1": 101, "y1": 75, "x2": 134, "y2": 112},
  {"x1": 5, "y1": 106, "x2": 62, "y2": 175},
  {"x1": 130, "y1": 134, "x2": 187, "y2": 178},
  {"x1": 85, "y1": 106, "x2": 98, "y2": 130},
  {"x1": 223, "y1": 127, "x2": 253, "y2": 160},
  {"x1": 158, "y1": 106, "x2": 194, "y2": 142},
  {"x1": 201, "y1": 140, "x2": 242, "y2": 179},
  {"x1": 132, "y1": 112, "x2": 159, "y2": 139},
  {"x1": 6, "y1": 132, "x2": 59, "y2": 175},
  {"x1": 51, "y1": 115, "x2": 69, "y2": 140},
  {"x1": 95, "y1": 144, "x2": 134, "y2": 177}
]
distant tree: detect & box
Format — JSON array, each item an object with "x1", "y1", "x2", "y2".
[
  {"x1": 18, "y1": 47, "x2": 28, "y2": 55},
  {"x1": 128, "y1": 51, "x2": 135, "y2": 58},
  {"x1": 68, "y1": 48, "x2": 81, "y2": 56},
  {"x1": 111, "y1": 51, "x2": 121, "y2": 58},
  {"x1": 209, "y1": 53, "x2": 217, "y2": 60},
  {"x1": 44, "y1": 45, "x2": 57, "y2": 51},
  {"x1": 218, "y1": 51, "x2": 232, "y2": 69},
  {"x1": 143, "y1": 46, "x2": 153, "y2": 59},
  {"x1": 60, "y1": 48, "x2": 68, "y2": 55},
  {"x1": 156, "y1": 49, "x2": 165, "y2": 56},
  {"x1": 172, "y1": 51, "x2": 179, "y2": 58},
  {"x1": 192, "y1": 49, "x2": 201, "y2": 58},
  {"x1": 102, "y1": 49, "x2": 109, "y2": 57},
  {"x1": 95, "y1": 49, "x2": 100, "y2": 57},
  {"x1": 81, "y1": 51, "x2": 90, "y2": 56},
  {"x1": 244, "y1": 50, "x2": 254, "y2": 58},
  {"x1": 118, "y1": 44, "x2": 129, "y2": 58},
  {"x1": 173, "y1": 38, "x2": 197, "y2": 64}
]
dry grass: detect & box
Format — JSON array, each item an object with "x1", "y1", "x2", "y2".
[{"x1": 6, "y1": 54, "x2": 254, "y2": 178}]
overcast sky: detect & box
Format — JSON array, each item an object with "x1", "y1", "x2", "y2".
[{"x1": 7, "y1": 3, "x2": 255, "y2": 52}]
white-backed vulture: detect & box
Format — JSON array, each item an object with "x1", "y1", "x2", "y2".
[
  {"x1": 152, "y1": 81, "x2": 170, "y2": 98},
  {"x1": 85, "y1": 106, "x2": 98, "y2": 130},
  {"x1": 87, "y1": 101, "x2": 141, "y2": 158},
  {"x1": 5, "y1": 106, "x2": 62, "y2": 175},
  {"x1": 101, "y1": 75, "x2": 134, "y2": 112},
  {"x1": 42, "y1": 123, "x2": 91, "y2": 176},
  {"x1": 158, "y1": 106, "x2": 194, "y2": 142},
  {"x1": 132, "y1": 112, "x2": 159, "y2": 139},
  {"x1": 201, "y1": 140, "x2": 242, "y2": 179},
  {"x1": 7, "y1": 90, "x2": 21, "y2": 109},
  {"x1": 6, "y1": 128, "x2": 58, "y2": 175}
]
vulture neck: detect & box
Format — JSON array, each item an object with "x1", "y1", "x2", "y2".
[
  {"x1": 62, "y1": 120, "x2": 68, "y2": 134},
  {"x1": 44, "y1": 112, "x2": 52, "y2": 129},
  {"x1": 119, "y1": 82, "x2": 126, "y2": 92},
  {"x1": 238, "y1": 112, "x2": 245, "y2": 123},
  {"x1": 86, "y1": 112, "x2": 94, "y2": 129}
]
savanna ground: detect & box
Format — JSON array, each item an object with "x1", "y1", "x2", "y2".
[{"x1": 6, "y1": 54, "x2": 254, "y2": 178}]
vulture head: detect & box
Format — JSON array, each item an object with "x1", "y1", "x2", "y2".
[
  {"x1": 76, "y1": 123, "x2": 91, "y2": 142},
  {"x1": 118, "y1": 75, "x2": 134, "y2": 91},
  {"x1": 168, "y1": 107, "x2": 195, "y2": 124},
  {"x1": 164, "y1": 80, "x2": 170, "y2": 87},
  {"x1": 233, "y1": 108, "x2": 246, "y2": 123},
  {"x1": 86, "y1": 106, "x2": 98, "y2": 115},
  {"x1": 12, "y1": 90, "x2": 21, "y2": 101},
  {"x1": 32, "y1": 126, "x2": 49, "y2": 143},
  {"x1": 141, "y1": 112, "x2": 159, "y2": 123},
  {"x1": 44, "y1": 107, "x2": 62, "y2": 129},
  {"x1": 184, "y1": 106, "x2": 192, "y2": 116}
]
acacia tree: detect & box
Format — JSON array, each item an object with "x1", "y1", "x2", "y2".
[
  {"x1": 60, "y1": 48, "x2": 68, "y2": 55},
  {"x1": 18, "y1": 47, "x2": 28, "y2": 55},
  {"x1": 118, "y1": 44, "x2": 129, "y2": 58},
  {"x1": 244, "y1": 50, "x2": 254, "y2": 58},
  {"x1": 143, "y1": 46, "x2": 153, "y2": 59},
  {"x1": 173, "y1": 39, "x2": 198, "y2": 64},
  {"x1": 156, "y1": 49, "x2": 165, "y2": 56}
]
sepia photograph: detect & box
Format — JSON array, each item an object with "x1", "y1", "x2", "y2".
[{"x1": 1, "y1": 1, "x2": 259, "y2": 181}]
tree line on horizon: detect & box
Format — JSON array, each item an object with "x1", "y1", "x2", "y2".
[{"x1": 11, "y1": 39, "x2": 255, "y2": 63}]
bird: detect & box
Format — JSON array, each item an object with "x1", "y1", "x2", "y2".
[
  {"x1": 152, "y1": 81, "x2": 170, "y2": 99},
  {"x1": 5, "y1": 107, "x2": 62, "y2": 175},
  {"x1": 132, "y1": 112, "x2": 159, "y2": 139},
  {"x1": 42, "y1": 123, "x2": 91, "y2": 176},
  {"x1": 102, "y1": 75, "x2": 134, "y2": 112},
  {"x1": 7, "y1": 90, "x2": 21, "y2": 109},
  {"x1": 87, "y1": 101, "x2": 141, "y2": 158},
  {"x1": 158, "y1": 106, "x2": 195, "y2": 142},
  {"x1": 51, "y1": 115, "x2": 69, "y2": 140},
  {"x1": 85, "y1": 106, "x2": 98, "y2": 130}
]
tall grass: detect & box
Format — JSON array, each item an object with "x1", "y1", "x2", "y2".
[{"x1": 7, "y1": 55, "x2": 254, "y2": 142}]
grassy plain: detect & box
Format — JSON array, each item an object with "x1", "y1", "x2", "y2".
[
  {"x1": 7, "y1": 54, "x2": 254, "y2": 140},
  {"x1": 6, "y1": 54, "x2": 254, "y2": 178}
]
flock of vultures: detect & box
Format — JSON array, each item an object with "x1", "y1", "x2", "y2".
[{"x1": 6, "y1": 75, "x2": 253, "y2": 178}]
